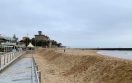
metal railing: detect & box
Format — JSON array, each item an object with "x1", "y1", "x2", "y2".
[
  {"x1": 0, "y1": 49, "x2": 41, "y2": 83},
  {"x1": 32, "y1": 56, "x2": 41, "y2": 83},
  {"x1": 0, "y1": 50, "x2": 26, "y2": 72},
  {"x1": 28, "y1": 50, "x2": 41, "y2": 83}
]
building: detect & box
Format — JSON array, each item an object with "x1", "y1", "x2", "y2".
[
  {"x1": 18, "y1": 36, "x2": 30, "y2": 47},
  {"x1": 35, "y1": 31, "x2": 50, "y2": 41},
  {"x1": 0, "y1": 35, "x2": 17, "y2": 45},
  {"x1": 22, "y1": 36, "x2": 30, "y2": 41},
  {"x1": 0, "y1": 34, "x2": 18, "y2": 52},
  {"x1": 0, "y1": 35, "x2": 6, "y2": 44}
]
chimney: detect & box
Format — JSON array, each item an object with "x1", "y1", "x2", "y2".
[{"x1": 38, "y1": 31, "x2": 42, "y2": 35}]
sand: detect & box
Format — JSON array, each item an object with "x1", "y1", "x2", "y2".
[{"x1": 34, "y1": 48, "x2": 132, "y2": 83}]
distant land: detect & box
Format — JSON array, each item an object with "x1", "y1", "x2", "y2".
[{"x1": 77, "y1": 48, "x2": 132, "y2": 50}]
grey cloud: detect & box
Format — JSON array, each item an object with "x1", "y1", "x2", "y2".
[{"x1": 0, "y1": 0, "x2": 132, "y2": 47}]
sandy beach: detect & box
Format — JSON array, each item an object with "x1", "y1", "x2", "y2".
[{"x1": 34, "y1": 48, "x2": 132, "y2": 83}]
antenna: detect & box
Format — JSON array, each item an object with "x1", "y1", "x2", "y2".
[{"x1": 27, "y1": 33, "x2": 29, "y2": 37}]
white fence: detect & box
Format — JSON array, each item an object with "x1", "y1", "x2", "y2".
[
  {"x1": 0, "y1": 51, "x2": 26, "y2": 72},
  {"x1": 0, "y1": 50, "x2": 41, "y2": 83}
]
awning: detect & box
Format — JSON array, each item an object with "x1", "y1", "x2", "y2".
[{"x1": 27, "y1": 43, "x2": 34, "y2": 48}]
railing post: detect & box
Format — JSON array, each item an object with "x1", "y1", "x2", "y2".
[
  {"x1": 11, "y1": 52, "x2": 13, "y2": 60},
  {"x1": 14, "y1": 52, "x2": 16, "y2": 58},
  {"x1": 0, "y1": 55, "x2": 1, "y2": 68},
  {"x1": 13, "y1": 52, "x2": 14, "y2": 59},
  {"x1": 4, "y1": 54, "x2": 5, "y2": 65},
  {"x1": 38, "y1": 71, "x2": 41, "y2": 83},
  {"x1": 7, "y1": 53, "x2": 8, "y2": 63},
  {"x1": 10, "y1": 53, "x2": 11, "y2": 61},
  {"x1": 35, "y1": 65, "x2": 38, "y2": 71}
]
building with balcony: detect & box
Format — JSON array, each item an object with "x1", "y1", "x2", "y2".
[{"x1": 35, "y1": 31, "x2": 50, "y2": 41}]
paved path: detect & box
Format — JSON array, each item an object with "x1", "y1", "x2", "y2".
[{"x1": 0, "y1": 54, "x2": 36, "y2": 83}]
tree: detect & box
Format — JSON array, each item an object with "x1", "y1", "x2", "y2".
[
  {"x1": 23, "y1": 37, "x2": 30, "y2": 46},
  {"x1": 31, "y1": 38, "x2": 36, "y2": 46},
  {"x1": 57, "y1": 43, "x2": 62, "y2": 47}
]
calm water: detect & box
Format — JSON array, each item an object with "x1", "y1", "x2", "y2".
[{"x1": 97, "y1": 50, "x2": 132, "y2": 60}]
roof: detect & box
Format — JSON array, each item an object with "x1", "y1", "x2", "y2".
[
  {"x1": 27, "y1": 43, "x2": 34, "y2": 48},
  {"x1": 0, "y1": 35, "x2": 4, "y2": 39},
  {"x1": 0, "y1": 35, "x2": 15, "y2": 41}
]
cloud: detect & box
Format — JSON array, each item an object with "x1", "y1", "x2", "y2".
[{"x1": 0, "y1": 0, "x2": 132, "y2": 48}]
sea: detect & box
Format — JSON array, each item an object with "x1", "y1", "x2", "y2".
[{"x1": 97, "y1": 50, "x2": 132, "y2": 60}]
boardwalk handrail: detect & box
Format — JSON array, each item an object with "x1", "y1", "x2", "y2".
[
  {"x1": 32, "y1": 51, "x2": 41, "y2": 83},
  {"x1": 0, "y1": 51, "x2": 26, "y2": 72}
]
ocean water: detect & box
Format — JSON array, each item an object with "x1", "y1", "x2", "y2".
[{"x1": 97, "y1": 50, "x2": 132, "y2": 60}]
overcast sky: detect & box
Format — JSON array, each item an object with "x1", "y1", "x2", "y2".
[{"x1": 0, "y1": 0, "x2": 132, "y2": 48}]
